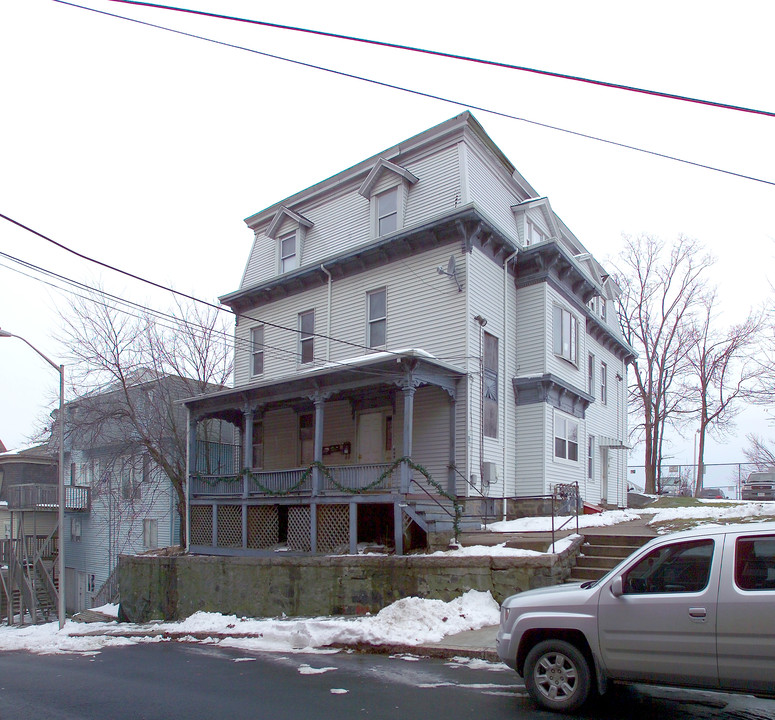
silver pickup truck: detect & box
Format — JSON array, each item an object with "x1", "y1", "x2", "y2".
[{"x1": 496, "y1": 522, "x2": 775, "y2": 712}]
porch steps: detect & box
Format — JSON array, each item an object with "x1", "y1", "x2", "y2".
[{"x1": 567, "y1": 531, "x2": 654, "y2": 582}]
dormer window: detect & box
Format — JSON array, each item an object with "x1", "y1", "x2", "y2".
[
  {"x1": 526, "y1": 220, "x2": 547, "y2": 246},
  {"x1": 265, "y1": 206, "x2": 313, "y2": 276},
  {"x1": 280, "y1": 232, "x2": 298, "y2": 273},
  {"x1": 359, "y1": 157, "x2": 418, "y2": 239},
  {"x1": 377, "y1": 188, "x2": 398, "y2": 236}
]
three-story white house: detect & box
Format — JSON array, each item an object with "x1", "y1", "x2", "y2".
[{"x1": 183, "y1": 112, "x2": 634, "y2": 556}]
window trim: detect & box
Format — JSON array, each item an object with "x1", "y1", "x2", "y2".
[
  {"x1": 588, "y1": 353, "x2": 595, "y2": 397},
  {"x1": 600, "y1": 361, "x2": 608, "y2": 405},
  {"x1": 554, "y1": 412, "x2": 580, "y2": 463},
  {"x1": 298, "y1": 310, "x2": 315, "y2": 365},
  {"x1": 588, "y1": 435, "x2": 595, "y2": 479},
  {"x1": 367, "y1": 287, "x2": 387, "y2": 348},
  {"x1": 483, "y1": 331, "x2": 499, "y2": 439},
  {"x1": 553, "y1": 305, "x2": 579, "y2": 366},
  {"x1": 251, "y1": 325, "x2": 265, "y2": 377},
  {"x1": 279, "y1": 231, "x2": 298, "y2": 274},
  {"x1": 375, "y1": 186, "x2": 399, "y2": 237}
]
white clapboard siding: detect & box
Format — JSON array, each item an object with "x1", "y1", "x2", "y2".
[
  {"x1": 234, "y1": 284, "x2": 330, "y2": 386},
  {"x1": 514, "y1": 403, "x2": 547, "y2": 496},
  {"x1": 464, "y1": 142, "x2": 522, "y2": 244},
  {"x1": 403, "y1": 145, "x2": 461, "y2": 227},
  {"x1": 235, "y1": 244, "x2": 468, "y2": 387},
  {"x1": 409, "y1": 385, "x2": 453, "y2": 494},
  {"x1": 515, "y1": 283, "x2": 548, "y2": 377}
]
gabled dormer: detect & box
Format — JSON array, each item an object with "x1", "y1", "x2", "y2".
[
  {"x1": 358, "y1": 158, "x2": 419, "y2": 238},
  {"x1": 511, "y1": 197, "x2": 560, "y2": 247},
  {"x1": 266, "y1": 206, "x2": 314, "y2": 274}
]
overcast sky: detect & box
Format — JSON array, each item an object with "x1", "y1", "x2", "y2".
[{"x1": 1, "y1": 0, "x2": 772, "y2": 466}]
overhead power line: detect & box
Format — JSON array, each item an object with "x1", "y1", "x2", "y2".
[
  {"x1": 107, "y1": 0, "x2": 775, "y2": 119},
  {"x1": 52, "y1": 1, "x2": 775, "y2": 188},
  {"x1": 0, "y1": 214, "x2": 470, "y2": 376}
]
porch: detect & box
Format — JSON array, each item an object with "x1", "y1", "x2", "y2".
[{"x1": 184, "y1": 351, "x2": 468, "y2": 555}]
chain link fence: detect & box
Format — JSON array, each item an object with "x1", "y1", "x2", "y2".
[{"x1": 628, "y1": 463, "x2": 764, "y2": 499}]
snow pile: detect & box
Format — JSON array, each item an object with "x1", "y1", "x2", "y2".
[
  {"x1": 648, "y1": 501, "x2": 775, "y2": 525},
  {"x1": 487, "y1": 509, "x2": 640, "y2": 533},
  {"x1": 0, "y1": 589, "x2": 499, "y2": 656}
]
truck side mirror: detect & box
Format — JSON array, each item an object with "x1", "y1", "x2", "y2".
[{"x1": 611, "y1": 576, "x2": 624, "y2": 597}]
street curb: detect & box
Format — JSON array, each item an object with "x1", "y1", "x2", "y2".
[{"x1": 71, "y1": 629, "x2": 500, "y2": 662}]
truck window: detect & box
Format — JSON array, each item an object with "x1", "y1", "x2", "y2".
[
  {"x1": 735, "y1": 536, "x2": 775, "y2": 591},
  {"x1": 623, "y1": 539, "x2": 714, "y2": 594}
]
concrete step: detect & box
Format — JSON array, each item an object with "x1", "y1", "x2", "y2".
[
  {"x1": 581, "y1": 533, "x2": 652, "y2": 547},
  {"x1": 576, "y1": 555, "x2": 621, "y2": 569},
  {"x1": 568, "y1": 567, "x2": 608, "y2": 580},
  {"x1": 582, "y1": 543, "x2": 640, "y2": 559}
]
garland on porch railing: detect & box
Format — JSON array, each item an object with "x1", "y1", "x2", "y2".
[
  {"x1": 191, "y1": 458, "x2": 461, "y2": 537},
  {"x1": 189, "y1": 473, "x2": 242, "y2": 487}
]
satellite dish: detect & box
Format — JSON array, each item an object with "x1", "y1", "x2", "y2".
[{"x1": 436, "y1": 254, "x2": 462, "y2": 292}]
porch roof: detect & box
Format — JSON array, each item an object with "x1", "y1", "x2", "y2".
[{"x1": 181, "y1": 349, "x2": 464, "y2": 420}]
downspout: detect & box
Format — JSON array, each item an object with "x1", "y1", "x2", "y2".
[
  {"x1": 321, "y1": 264, "x2": 332, "y2": 362},
  {"x1": 502, "y1": 249, "x2": 519, "y2": 520}
]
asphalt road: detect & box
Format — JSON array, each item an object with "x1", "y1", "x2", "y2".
[{"x1": 0, "y1": 643, "x2": 773, "y2": 720}]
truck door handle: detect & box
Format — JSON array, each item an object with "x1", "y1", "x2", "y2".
[{"x1": 688, "y1": 607, "x2": 707, "y2": 621}]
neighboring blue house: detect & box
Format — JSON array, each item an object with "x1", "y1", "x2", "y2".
[
  {"x1": 61, "y1": 374, "x2": 228, "y2": 612},
  {"x1": 182, "y1": 112, "x2": 635, "y2": 557}
]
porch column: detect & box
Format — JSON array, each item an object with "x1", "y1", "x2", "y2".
[
  {"x1": 394, "y1": 501, "x2": 404, "y2": 556},
  {"x1": 186, "y1": 410, "x2": 197, "y2": 551},
  {"x1": 310, "y1": 390, "x2": 330, "y2": 497},
  {"x1": 448, "y1": 394, "x2": 457, "y2": 496},
  {"x1": 400, "y1": 382, "x2": 417, "y2": 493},
  {"x1": 349, "y1": 502, "x2": 357, "y2": 555},
  {"x1": 243, "y1": 405, "x2": 254, "y2": 473}
]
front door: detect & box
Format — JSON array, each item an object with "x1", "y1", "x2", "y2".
[
  {"x1": 357, "y1": 412, "x2": 385, "y2": 463},
  {"x1": 299, "y1": 413, "x2": 314, "y2": 466},
  {"x1": 598, "y1": 538, "x2": 720, "y2": 687},
  {"x1": 600, "y1": 447, "x2": 609, "y2": 502}
]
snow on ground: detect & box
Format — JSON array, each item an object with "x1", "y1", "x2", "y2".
[
  {"x1": 646, "y1": 501, "x2": 775, "y2": 525},
  {"x1": 4, "y1": 502, "x2": 773, "y2": 657},
  {"x1": 487, "y1": 509, "x2": 641, "y2": 533},
  {"x1": 0, "y1": 589, "x2": 500, "y2": 657}
]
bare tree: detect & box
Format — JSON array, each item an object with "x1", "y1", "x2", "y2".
[
  {"x1": 57, "y1": 291, "x2": 233, "y2": 547},
  {"x1": 613, "y1": 234, "x2": 712, "y2": 494},
  {"x1": 744, "y1": 434, "x2": 775, "y2": 469},
  {"x1": 685, "y1": 292, "x2": 762, "y2": 496}
]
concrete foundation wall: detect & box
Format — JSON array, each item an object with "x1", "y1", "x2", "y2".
[{"x1": 118, "y1": 538, "x2": 583, "y2": 622}]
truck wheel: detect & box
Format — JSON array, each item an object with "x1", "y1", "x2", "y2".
[{"x1": 524, "y1": 639, "x2": 591, "y2": 713}]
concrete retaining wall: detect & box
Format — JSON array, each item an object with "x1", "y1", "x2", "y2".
[{"x1": 118, "y1": 537, "x2": 583, "y2": 622}]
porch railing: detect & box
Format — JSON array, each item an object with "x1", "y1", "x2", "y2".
[
  {"x1": 6, "y1": 483, "x2": 90, "y2": 511},
  {"x1": 189, "y1": 463, "x2": 398, "y2": 498},
  {"x1": 0, "y1": 536, "x2": 59, "y2": 566}
]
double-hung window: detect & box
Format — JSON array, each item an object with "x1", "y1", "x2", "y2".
[
  {"x1": 553, "y1": 305, "x2": 578, "y2": 365},
  {"x1": 298, "y1": 310, "x2": 314, "y2": 364},
  {"x1": 526, "y1": 220, "x2": 547, "y2": 246},
  {"x1": 554, "y1": 414, "x2": 579, "y2": 462},
  {"x1": 367, "y1": 288, "x2": 387, "y2": 348},
  {"x1": 600, "y1": 361, "x2": 608, "y2": 405},
  {"x1": 588, "y1": 435, "x2": 594, "y2": 479},
  {"x1": 251, "y1": 326, "x2": 264, "y2": 376},
  {"x1": 376, "y1": 188, "x2": 398, "y2": 236},
  {"x1": 588, "y1": 353, "x2": 595, "y2": 396},
  {"x1": 483, "y1": 332, "x2": 499, "y2": 438},
  {"x1": 280, "y1": 232, "x2": 298, "y2": 273}
]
